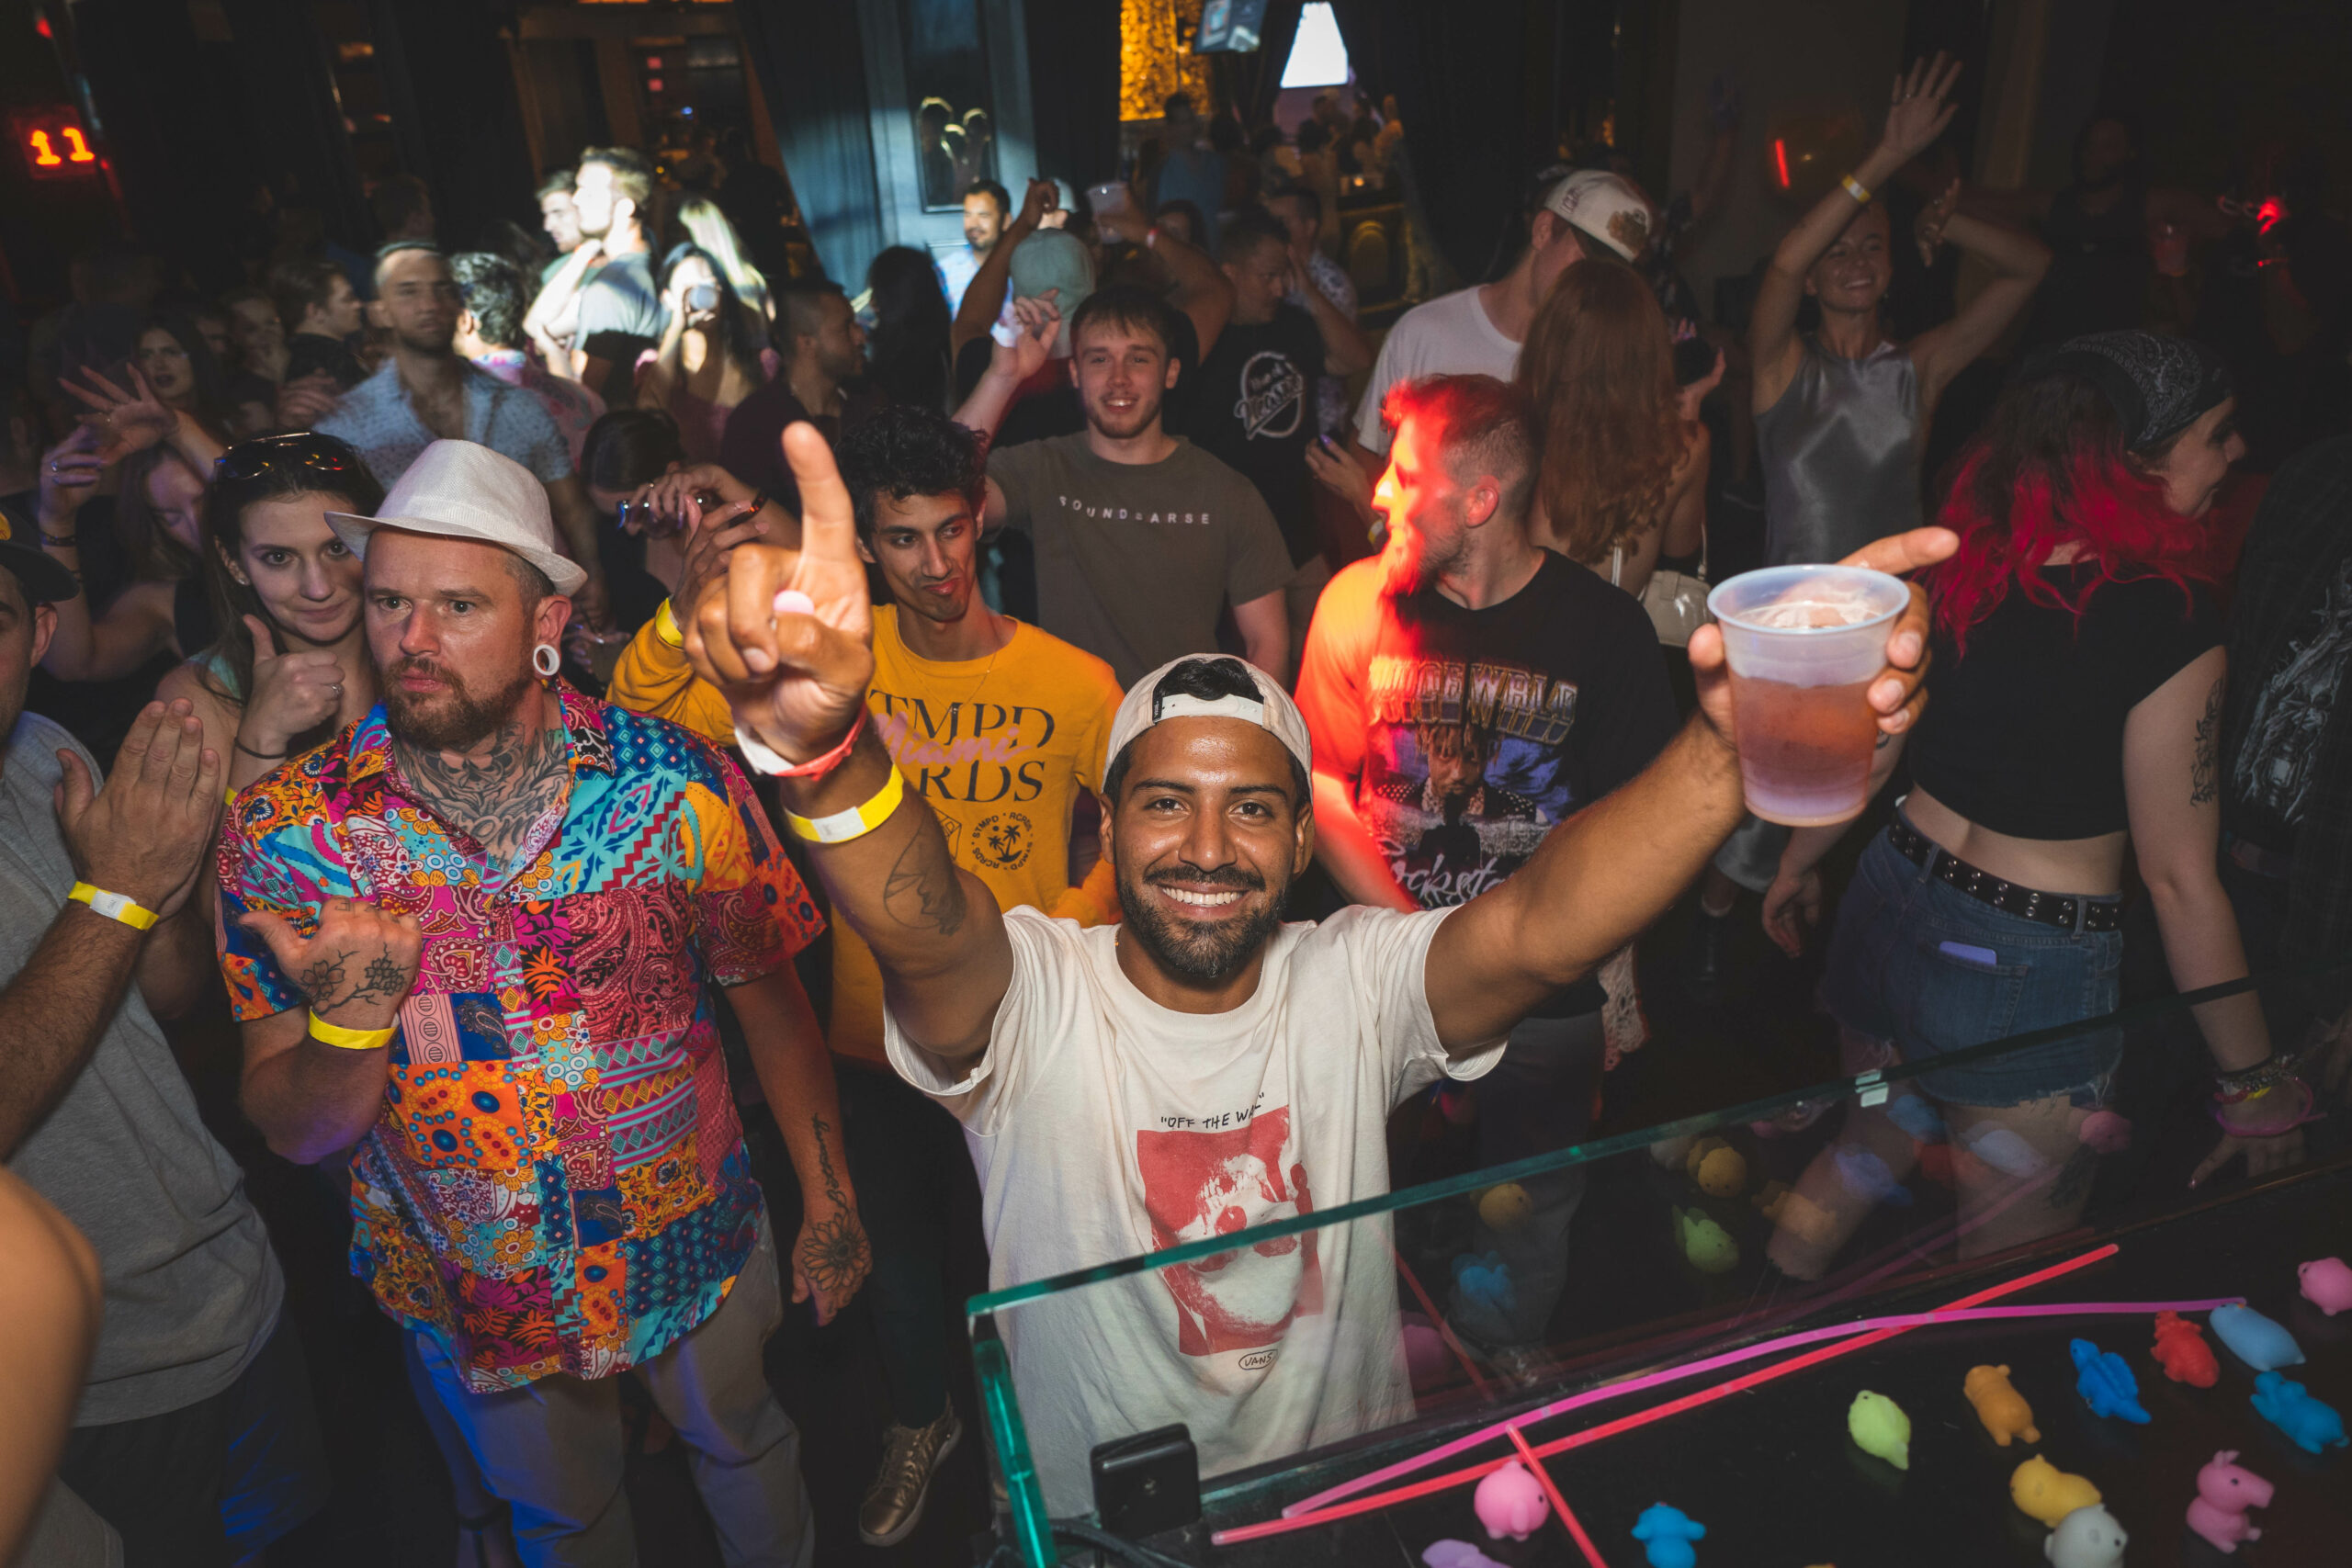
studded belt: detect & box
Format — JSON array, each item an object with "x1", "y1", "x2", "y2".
[{"x1": 1886, "y1": 815, "x2": 2121, "y2": 933}]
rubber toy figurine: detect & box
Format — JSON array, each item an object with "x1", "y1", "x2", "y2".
[
  {"x1": 2070, "y1": 1338, "x2": 2150, "y2": 1424},
  {"x1": 1884, "y1": 1093, "x2": 1945, "y2": 1142},
  {"x1": 2075, "y1": 1108, "x2": 2131, "y2": 1154},
  {"x1": 2185, "y1": 1450, "x2": 2272, "y2": 1554},
  {"x1": 2043, "y1": 1504, "x2": 2127, "y2": 1568},
  {"x1": 2249, "y1": 1371, "x2": 2347, "y2": 1455},
  {"x1": 2151, "y1": 1311, "x2": 2219, "y2": 1387},
  {"x1": 2300, "y1": 1255, "x2": 2352, "y2": 1316},
  {"x1": 1847, "y1": 1390, "x2": 1911, "y2": 1470},
  {"x1": 2010, "y1": 1457, "x2": 2102, "y2": 1528},
  {"x1": 1675, "y1": 1208, "x2": 1739, "y2": 1274},
  {"x1": 1964, "y1": 1364, "x2": 2040, "y2": 1446},
  {"x1": 1473, "y1": 1461, "x2": 1549, "y2": 1541},
  {"x1": 1963, "y1": 1123, "x2": 2049, "y2": 1179},
  {"x1": 1832, "y1": 1145, "x2": 1913, "y2": 1206},
  {"x1": 1630, "y1": 1503, "x2": 1707, "y2": 1568},
  {"x1": 1650, "y1": 1133, "x2": 1696, "y2": 1170},
  {"x1": 2210, "y1": 1303, "x2": 2303, "y2": 1371},
  {"x1": 1690, "y1": 1142, "x2": 1747, "y2": 1198},
  {"x1": 1453, "y1": 1253, "x2": 1517, "y2": 1319},
  {"x1": 1476, "y1": 1183, "x2": 1533, "y2": 1234},
  {"x1": 1423, "y1": 1541, "x2": 1510, "y2": 1568}
]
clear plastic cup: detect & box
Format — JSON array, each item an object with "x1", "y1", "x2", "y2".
[{"x1": 1706, "y1": 565, "x2": 1910, "y2": 827}]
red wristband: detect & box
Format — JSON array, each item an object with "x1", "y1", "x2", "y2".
[{"x1": 752, "y1": 707, "x2": 867, "y2": 780}]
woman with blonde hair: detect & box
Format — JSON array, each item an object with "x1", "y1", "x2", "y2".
[
  {"x1": 1516, "y1": 258, "x2": 1711, "y2": 599},
  {"x1": 676, "y1": 194, "x2": 775, "y2": 322}
]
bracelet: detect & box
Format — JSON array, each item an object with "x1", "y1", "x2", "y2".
[
  {"x1": 40, "y1": 530, "x2": 78, "y2": 549},
  {"x1": 68, "y1": 881, "x2": 159, "y2": 931},
  {"x1": 655, "y1": 598, "x2": 686, "y2": 649},
  {"x1": 308, "y1": 1010, "x2": 397, "y2": 1051},
  {"x1": 738, "y1": 707, "x2": 868, "y2": 780},
  {"x1": 785, "y1": 763, "x2": 907, "y2": 844},
  {"x1": 1840, "y1": 174, "x2": 1872, "y2": 205},
  {"x1": 2209, "y1": 1075, "x2": 2316, "y2": 1137},
  {"x1": 234, "y1": 739, "x2": 289, "y2": 761},
  {"x1": 2213, "y1": 1051, "x2": 2296, "y2": 1104},
  {"x1": 745, "y1": 490, "x2": 768, "y2": 517}
]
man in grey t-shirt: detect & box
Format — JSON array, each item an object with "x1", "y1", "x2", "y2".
[
  {"x1": 0, "y1": 527, "x2": 322, "y2": 1562},
  {"x1": 958, "y1": 285, "x2": 1295, "y2": 689}
]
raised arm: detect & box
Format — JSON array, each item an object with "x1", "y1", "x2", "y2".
[
  {"x1": 1423, "y1": 528, "x2": 1952, "y2": 1050},
  {"x1": 1096, "y1": 191, "x2": 1234, "y2": 358},
  {"x1": 1289, "y1": 235, "x2": 1374, "y2": 376},
  {"x1": 1751, "y1": 54, "x2": 1962, "y2": 412},
  {"x1": 1907, "y1": 190, "x2": 2052, "y2": 411},
  {"x1": 525, "y1": 238, "x2": 603, "y2": 379},
  {"x1": 686, "y1": 424, "x2": 1013, "y2": 1062},
  {"x1": 951, "y1": 177, "x2": 1056, "y2": 361}
]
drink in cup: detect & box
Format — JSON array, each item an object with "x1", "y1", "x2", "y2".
[{"x1": 1706, "y1": 565, "x2": 1910, "y2": 826}]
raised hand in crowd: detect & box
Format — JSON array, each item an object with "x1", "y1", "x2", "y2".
[
  {"x1": 236, "y1": 615, "x2": 345, "y2": 774},
  {"x1": 34, "y1": 426, "x2": 105, "y2": 541},
  {"x1": 626, "y1": 459, "x2": 797, "y2": 548},
  {"x1": 1306, "y1": 433, "x2": 1377, "y2": 536},
  {"x1": 58, "y1": 700, "x2": 223, "y2": 924},
  {"x1": 65, "y1": 365, "x2": 209, "y2": 467},
  {"x1": 951, "y1": 291, "x2": 1062, "y2": 435},
  {"x1": 273, "y1": 369, "x2": 342, "y2": 432},
  {"x1": 1679, "y1": 345, "x2": 1728, "y2": 423},
  {"x1": 1915, "y1": 176, "x2": 1962, "y2": 265},
  {"x1": 672, "y1": 496, "x2": 778, "y2": 627}
]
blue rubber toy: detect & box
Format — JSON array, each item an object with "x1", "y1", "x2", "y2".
[
  {"x1": 1630, "y1": 1503, "x2": 1707, "y2": 1568},
  {"x1": 2251, "y1": 1371, "x2": 2347, "y2": 1455},
  {"x1": 1832, "y1": 1145, "x2": 1914, "y2": 1206},
  {"x1": 1452, "y1": 1252, "x2": 1517, "y2": 1318},
  {"x1": 2211, "y1": 1304, "x2": 2304, "y2": 1371},
  {"x1": 2070, "y1": 1337, "x2": 2150, "y2": 1424}
]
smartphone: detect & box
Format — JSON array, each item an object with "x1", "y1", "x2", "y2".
[
  {"x1": 1317, "y1": 434, "x2": 1340, "y2": 454},
  {"x1": 684, "y1": 282, "x2": 720, "y2": 313}
]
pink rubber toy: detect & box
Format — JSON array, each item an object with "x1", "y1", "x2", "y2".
[
  {"x1": 1474, "y1": 1461, "x2": 1549, "y2": 1541},
  {"x1": 2301, "y1": 1256, "x2": 2352, "y2": 1316},
  {"x1": 2186, "y1": 1450, "x2": 2272, "y2": 1554}
]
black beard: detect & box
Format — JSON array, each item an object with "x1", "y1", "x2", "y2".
[
  {"x1": 381, "y1": 659, "x2": 537, "y2": 751},
  {"x1": 1116, "y1": 864, "x2": 1286, "y2": 983}
]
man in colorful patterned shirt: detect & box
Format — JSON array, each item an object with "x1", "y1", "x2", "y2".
[{"x1": 217, "y1": 439, "x2": 860, "y2": 1564}]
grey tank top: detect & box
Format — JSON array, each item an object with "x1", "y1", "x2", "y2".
[{"x1": 1756, "y1": 336, "x2": 1923, "y2": 566}]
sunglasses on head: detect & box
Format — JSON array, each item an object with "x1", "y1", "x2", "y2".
[{"x1": 214, "y1": 433, "x2": 367, "y2": 485}]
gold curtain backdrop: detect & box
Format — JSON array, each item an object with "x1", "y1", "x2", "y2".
[{"x1": 1119, "y1": 0, "x2": 1215, "y2": 121}]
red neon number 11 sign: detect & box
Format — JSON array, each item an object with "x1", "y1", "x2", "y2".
[{"x1": 14, "y1": 107, "x2": 102, "y2": 181}]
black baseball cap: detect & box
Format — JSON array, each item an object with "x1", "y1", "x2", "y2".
[{"x1": 0, "y1": 498, "x2": 82, "y2": 604}]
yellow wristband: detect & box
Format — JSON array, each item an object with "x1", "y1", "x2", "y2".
[
  {"x1": 69, "y1": 882, "x2": 158, "y2": 931},
  {"x1": 655, "y1": 598, "x2": 685, "y2": 649},
  {"x1": 785, "y1": 765, "x2": 907, "y2": 844},
  {"x1": 308, "y1": 1010, "x2": 397, "y2": 1051},
  {"x1": 1840, "y1": 173, "x2": 1872, "y2": 205}
]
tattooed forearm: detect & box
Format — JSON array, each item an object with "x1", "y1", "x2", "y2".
[
  {"x1": 882, "y1": 817, "x2": 969, "y2": 936},
  {"x1": 2191, "y1": 677, "x2": 2222, "y2": 807},
  {"x1": 796, "y1": 1113, "x2": 870, "y2": 1298}
]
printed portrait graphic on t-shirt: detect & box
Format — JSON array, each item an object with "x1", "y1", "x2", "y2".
[
  {"x1": 1136, "y1": 1107, "x2": 1324, "y2": 1359},
  {"x1": 1232, "y1": 349, "x2": 1306, "y2": 441},
  {"x1": 1358, "y1": 653, "x2": 1581, "y2": 906}
]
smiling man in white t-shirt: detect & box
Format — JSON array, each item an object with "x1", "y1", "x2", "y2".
[{"x1": 681, "y1": 423, "x2": 1948, "y2": 1511}]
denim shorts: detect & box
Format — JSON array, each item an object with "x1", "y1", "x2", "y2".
[{"x1": 1818, "y1": 826, "x2": 2122, "y2": 1107}]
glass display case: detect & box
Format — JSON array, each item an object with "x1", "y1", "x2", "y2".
[{"x1": 967, "y1": 963, "x2": 2351, "y2": 1565}]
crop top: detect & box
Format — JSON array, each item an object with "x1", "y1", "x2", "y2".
[{"x1": 1909, "y1": 566, "x2": 2222, "y2": 840}]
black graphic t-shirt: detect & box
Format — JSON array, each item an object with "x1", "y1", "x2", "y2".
[
  {"x1": 1184, "y1": 305, "x2": 1328, "y2": 566},
  {"x1": 2233, "y1": 555, "x2": 2352, "y2": 852},
  {"x1": 1298, "y1": 551, "x2": 1679, "y2": 1012}
]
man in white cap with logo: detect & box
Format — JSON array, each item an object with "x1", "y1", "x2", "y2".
[
  {"x1": 677, "y1": 423, "x2": 1951, "y2": 1514},
  {"x1": 217, "y1": 438, "x2": 859, "y2": 1564},
  {"x1": 1332, "y1": 168, "x2": 1655, "y2": 483}
]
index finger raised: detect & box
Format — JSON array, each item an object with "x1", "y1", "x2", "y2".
[
  {"x1": 782, "y1": 423, "x2": 855, "y2": 565},
  {"x1": 1837, "y1": 526, "x2": 1958, "y2": 579}
]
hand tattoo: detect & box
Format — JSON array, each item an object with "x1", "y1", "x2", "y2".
[
  {"x1": 883, "y1": 815, "x2": 968, "y2": 936},
  {"x1": 2191, "y1": 677, "x2": 2222, "y2": 807},
  {"x1": 299, "y1": 942, "x2": 412, "y2": 1015}
]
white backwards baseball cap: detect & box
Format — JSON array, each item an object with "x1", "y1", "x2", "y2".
[
  {"x1": 1105, "y1": 654, "x2": 1313, "y2": 775},
  {"x1": 326, "y1": 439, "x2": 588, "y2": 596},
  {"x1": 1542, "y1": 169, "x2": 1656, "y2": 263}
]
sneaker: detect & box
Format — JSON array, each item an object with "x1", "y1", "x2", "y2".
[{"x1": 858, "y1": 1405, "x2": 964, "y2": 1548}]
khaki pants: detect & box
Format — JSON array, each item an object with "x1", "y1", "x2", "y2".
[{"x1": 412, "y1": 1207, "x2": 813, "y2": 1568}]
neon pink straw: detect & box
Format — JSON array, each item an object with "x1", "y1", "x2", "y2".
[
  {"x1": 1508, "y1": 1426, "x2": 1607, "y2": 1568},
  {"x1": 1283, "y1": 1293, "x2": 2239, "y2": 1518}
]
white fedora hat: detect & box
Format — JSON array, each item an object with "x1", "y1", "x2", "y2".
[{"x1": 325, "y1": 439, "x2": 588, "y2": 596}]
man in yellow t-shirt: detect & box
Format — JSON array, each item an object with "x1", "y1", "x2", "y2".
[{"x1": 605, "y1": 403, "x2": 1120, "y2": 1544}]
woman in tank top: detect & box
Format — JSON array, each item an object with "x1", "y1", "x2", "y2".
[
  {"x1": 1748, "y1": 55, "x2": 2052, "y2": 568},
  {"x1": 153, "y1": 432, "x2": 383, "y2": 791},
  {"x1": 1759, "y1": 332, "x2": 2299, "y2": 1277}
]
